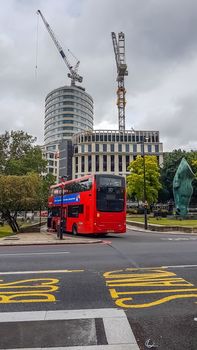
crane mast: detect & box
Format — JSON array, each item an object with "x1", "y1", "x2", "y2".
[
  {"x1": 37, "y1": 10, "x2": 83, "y2": 86},
  {"x1": 111, "y1": 32, "x2": 128, "y2": 131}
]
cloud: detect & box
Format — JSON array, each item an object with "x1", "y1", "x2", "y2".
[{"x1": 0, "y1": 0, "x2": 197, "y2": 151}]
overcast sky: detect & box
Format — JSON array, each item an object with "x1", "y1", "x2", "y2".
[{"x1": 1, "y1": 0, "x2": 197, "y2": 151}]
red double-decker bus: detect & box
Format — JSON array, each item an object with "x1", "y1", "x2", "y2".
[{"x1": 48, "y1": 174, "x2": 126, "y2": 235}]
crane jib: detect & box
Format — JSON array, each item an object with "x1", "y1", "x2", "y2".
[
  {"x1": 37, "y1": 9, "x2": 83, "y2": 86},
  {"x1": 60, "y1": 50, "x2": 65, "y2": 59}
]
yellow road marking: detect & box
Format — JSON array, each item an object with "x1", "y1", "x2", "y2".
[
  {"x1": 104, "y1": 267, "x2": 197, "y2": 308},
  {"x1": 0, "y1": 270, "x2": 84, "y2": 304},
  {"x1": 109, "y1": 288, "x2": 197, "y2": 296},
  {"x1": 114, "y1": 294, "x2": 197, "y2": 308},
  {"x1": 0, "y1": 277, "x2": 59, "y2": 303}
]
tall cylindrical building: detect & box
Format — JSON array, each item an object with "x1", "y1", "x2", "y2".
[
  {"x1": 44, "y1": 85, "x2": 93, "y2": 144},
  {"x1": 43, "y1": 85, "x2": 94, "y2": 179}
]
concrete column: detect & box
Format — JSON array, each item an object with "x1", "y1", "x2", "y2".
[
  {"x1": 92, "y1": 154, "x2": 95, "y2": 173},
  {"x1": 114, "y1": 154, "x2": 119, "y2": 174},
  {"x1": 107, "y1": 155, "x2": 111, "y2": 173}
]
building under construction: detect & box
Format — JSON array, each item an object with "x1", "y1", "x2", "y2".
[
  {"x1": 38, "y1": 10, "x2": 94, "y2": 178},
  {"x1": 38, "y1": 11, "x2": 163, "y2": 180}
]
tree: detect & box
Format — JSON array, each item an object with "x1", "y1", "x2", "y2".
[
  {"x1": 127, "y1": 155, "x2": 162, "y2": 204},
  {"x1": 0, "y1": 130, "x2": 51, "y2": 231},
  {"x1": 0, "y1": 174, "x2": 41, "y2": 232},
  {"x1": 38, "y1": 173, "x2": 56, "y2": 210},
  {"x1": 0, "y1": 130, "x2": 47, "y2": 175}
]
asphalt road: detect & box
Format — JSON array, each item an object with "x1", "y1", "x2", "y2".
[{"x1": 1, "y1": 228, "x2": 197, "y2": 349}]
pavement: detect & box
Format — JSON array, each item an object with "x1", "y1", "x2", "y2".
[{"x1": 0, "y1": 226, "x2": 102, "y2": 246}]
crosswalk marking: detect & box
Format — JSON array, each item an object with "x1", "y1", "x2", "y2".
[{"x1": 0, "y1": 308, "x2": 139, "y2": 349}]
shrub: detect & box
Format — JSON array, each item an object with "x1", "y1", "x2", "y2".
[{"x1": 127, "y1": 208, "x2": 138, "y2": 215}]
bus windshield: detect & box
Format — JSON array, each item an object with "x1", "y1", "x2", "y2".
[{"x1": 96, "y1": 175, "x2": 125, "y2": 212}]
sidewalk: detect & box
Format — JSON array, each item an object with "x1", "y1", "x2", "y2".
[
  {"x1": 127, "y1": 221, "x2": 197, "y2": 234},
  {"x1": 0, "y1": 226, "x2": 102, "y2": 246}
]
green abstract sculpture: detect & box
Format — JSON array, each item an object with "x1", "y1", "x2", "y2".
[{"x1": 173, "y1": 158, "x2": 195, "y2": 216}]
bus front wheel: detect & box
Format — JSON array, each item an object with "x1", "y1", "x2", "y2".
[{"x1": 72, "y1": 225, "x2": 78, "y2": 236}]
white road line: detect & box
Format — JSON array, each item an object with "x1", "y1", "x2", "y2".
[
  {"x1": 161, "y1": 237, "x2": 197, "y2": 241},
  {"x1": 0, "y1": 269, "x2": 84, "y2": 275},
  {"x1": 0, "y1": 252, "x2": 70, "y2": 256},
  {"x1": 7, "y1": 346, "x2": 136, "y2": 349},
  {"x1": 0, "y1": 308, "x2": 139, "y2": 349},
  {"x1": 161, "y1": 264, "x2": 197, "y2": 269}
]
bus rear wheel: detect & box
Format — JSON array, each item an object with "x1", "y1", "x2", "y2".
[{"x1": 72, "y1": 225, "x2": 78, "y2": 236}]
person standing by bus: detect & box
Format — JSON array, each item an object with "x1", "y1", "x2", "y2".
[{"x1": 47, "y1": 210, "x2": 52, "y2": 229}]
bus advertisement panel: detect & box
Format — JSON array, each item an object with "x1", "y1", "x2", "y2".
[{"x1": 48, "y1": 174, "x2": 126, "y2": 235}]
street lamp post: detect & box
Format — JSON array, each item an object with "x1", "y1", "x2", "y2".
[
  {"x1": 131, "y1": 129, "x2": 148, "y2": 230},
  {"x1": 141, "y1": 139, "x2": 148, "y2": 230},
  {"x1": 59, "y1": 185, "x2": 64, "y2": 240},
  {"x1": 58, "y1": 175, "x2": 68, "y2": 240}
]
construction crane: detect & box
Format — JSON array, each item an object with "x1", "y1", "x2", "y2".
[
  {"x1": 37, "y1": 10, "x2": 83, "y2": 86},
  {"x1": 111, "y1": 32, "x2": 128, "y2": 131}
]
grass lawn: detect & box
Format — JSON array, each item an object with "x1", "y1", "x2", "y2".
[
  {"x1": 127, "y1": 216, "x2": 197, "y2": 227},
  {"x1": 0, "y1": 225, "x2": 15, "y2": 238}
]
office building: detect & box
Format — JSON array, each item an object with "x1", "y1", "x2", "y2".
[{"x1": 72, "y1": 129, "x2": 163, "y2": 178}]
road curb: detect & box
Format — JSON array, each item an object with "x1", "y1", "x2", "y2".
[
  {"x1": 0, "y1": 241, "x2": 103, "y2": 246},
  {"x1": 126, "y1": 222, "x2": 197, "y2": 235}
]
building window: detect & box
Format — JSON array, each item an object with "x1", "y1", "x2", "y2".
[
  {"x1": 118, "y1": 144, "x2": 122, "y2": 152},
  {"x1": 126, "y1": 144, "x2": 129, "y2": 153},
  {"x1": 104, "y1": 134, "x2": 107, "y2": 141},
  {"x1": 96, "y1": 144, "x2": 99, "y2": 152},
  {"x1": 103, "y1": 144, "x2": 107, "y2": 152},
  {"x1": 88, "y1": 144, "x2": 92, "y2": 153},
  {"x1": 75, "y1": 157, "x2": 78, "y2": 173},
  {"x1": 108, "y1": 134, "x2": 112, "y2": 141},
  {"x1": 128, "y1": 135, "x2": 131, "y2": 142},
  {"x1": 81, "y1": 156, "x2": 85, "y2": 173},
  {"x1": 148, "y1": 144, "x2": 152, "y2": 153},
  {"x1": 155, "y1": 144, "x2": 159, "y2": 153},
  {"x1": 133, "y1": 144, "x2": 137, "y2": 153},
  {"x1": 96, "y1": 155, "x2": 99, "y2": 172},
  {"x1": 126, "y1": 155, "x2": 130, "y2": 171},
  {"x1": 103, "y1": 155, "x2": 107, "y2": 171},
  {"x1": 119, "y1": 155, "x2": 122, "y2": 172},
  {"x1": 88, "y1": 155, "x2": 92, "y2": 172},
  {"x1": 81, "y1": 145, "x2": 84, "y2": 153},
  {"x1": 100, "y1": 134, "x2": 103, "y2": 141},
  {"x1": 110, "y1": 144, "x2": 114, "y2": 152},
  {"x1": 111, "y1": 155, "x2": 114, "y2": 172}
]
